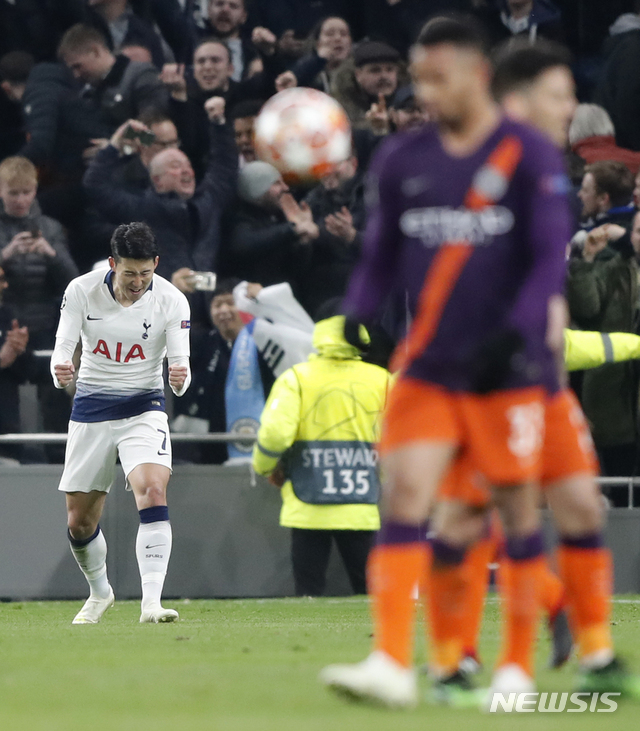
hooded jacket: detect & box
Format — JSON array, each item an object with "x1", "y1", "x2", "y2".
[
  {"x1": 253, "y1": 315, "x2": 389, "y2": 530},
  {"x1": 0, "y1": 199, "x2": 78, "y2": 342}
]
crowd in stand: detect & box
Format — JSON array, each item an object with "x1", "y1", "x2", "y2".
[{"x1": 4, "y1": 0, "x2": 640, "y2": 482}]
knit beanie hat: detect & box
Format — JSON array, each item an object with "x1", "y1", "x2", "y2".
[{"x1": 238, "y1": 161, "x2": 282, "y2": 202}]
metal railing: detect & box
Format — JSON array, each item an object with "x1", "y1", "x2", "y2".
[
  {"x1": 1, "y1": 433, "x2": 640, "y2": 506},
  {"x1": 0, "y1": 432, "x2": 256, "y2": 444}
]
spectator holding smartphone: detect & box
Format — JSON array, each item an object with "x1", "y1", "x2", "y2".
[
  {"x1": 83, "y1": 98, "x2": 238, "y2": 327},
  {"x1": 0, "y1": 156, "x2": 78, "y2": 350},
  {"x1": 0, "y1": 156, "x2": 78, "y2": 460}
]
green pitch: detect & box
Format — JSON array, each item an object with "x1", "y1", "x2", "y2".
[{"x1": 2, "y1": 596, "x2": 640, "y2": 731}]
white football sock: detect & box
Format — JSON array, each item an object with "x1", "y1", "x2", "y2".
[
  {"x1": 69, "y1": 528, "x2": 111, "y2": 599},
  {"x1": 136, "y1": 521, "x2": 172, "y2": 611}
]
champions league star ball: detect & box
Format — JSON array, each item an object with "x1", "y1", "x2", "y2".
[{"x1": 254, "y1": 87, "x2": 352, "y2": 184}]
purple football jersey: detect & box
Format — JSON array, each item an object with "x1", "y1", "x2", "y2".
[{"x1": 343, "y1": 118, "x2": 571, "y2": 392}]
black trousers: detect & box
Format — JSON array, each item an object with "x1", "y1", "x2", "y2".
[{"x1": 290, "y1": 528, "x2": 376, "y2": 597}]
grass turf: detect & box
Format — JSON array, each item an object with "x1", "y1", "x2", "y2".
[{"x1": 1, "y1": 596, "x2": 640, "y2": 730}]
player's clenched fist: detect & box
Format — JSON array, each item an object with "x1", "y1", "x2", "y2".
[
  {"x1": 168, "y1": 364, "x2": 188, "y2": 391},
  {"x1": 55, "y1": 360, "x2": 75, "y2": 387}
]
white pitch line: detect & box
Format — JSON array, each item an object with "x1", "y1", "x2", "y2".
[{"x1": 612, "y1": 598, "x2": 640, "y2": 604}]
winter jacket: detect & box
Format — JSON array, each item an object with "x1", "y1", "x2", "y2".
[
  {"x1": 299, "y1": 174, "x2": 365, "y2": 319},
  {"x1": 79, "y1": 54, "x2": 169, "y2": 129},
  {"x1": 572, "y1": 135, "x2": 640, "y2": 176},
  {"x1": 22, "y1": 57, "x2": 168, "y2": 178},
  {"x1": 220, "y1": 199, "x2": 309, "y2": 297},
  {"x1": 567, "y1": 246, "x2": 639, "y2": 447},
  {"x1": 0, "y1": 200, "x2": 78, "y2": 343},
  {"x1": 331, "y1": 59, "x2": 407, "y2": 131},
  {"x1": 21, "y1": 62, "x2": 95, "y2": 177}
]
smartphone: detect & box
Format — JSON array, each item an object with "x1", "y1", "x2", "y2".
[
  {"x1": 123, "y1": 125, "x2": 156, "y2": 146},
  {"x1": 24, "y1": 223, "x2": 41, "y2": 238},
  {"x1": 190, "y1": 272, "x2": 217, "y2": 291}
]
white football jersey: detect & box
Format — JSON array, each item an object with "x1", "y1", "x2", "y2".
[{"x1": 57, "y1": 268, "x2": 190, "y2": 395}]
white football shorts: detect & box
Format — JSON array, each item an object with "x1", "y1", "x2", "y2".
[{"x1": 58, "y1": 411, "x2": 172, "y2": 493}]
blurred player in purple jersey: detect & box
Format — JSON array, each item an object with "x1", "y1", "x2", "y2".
[
  {"x1": 321, "y1": 16, "x2": 573, "y2": 708},
  {"x1": 431, "y1": 41, "x2": 640, "y2": 703}
]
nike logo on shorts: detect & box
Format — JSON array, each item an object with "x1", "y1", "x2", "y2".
[
  {"x1": 145, "y1": 543, "x2": 166, "y2": 549},
  {"x1": 87, "y1": 315, "x2": 102, "y2": 320}
]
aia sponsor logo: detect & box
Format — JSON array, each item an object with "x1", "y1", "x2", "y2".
[{"x1": 92, "y1": 340, "x2": 146, "y2": 362}]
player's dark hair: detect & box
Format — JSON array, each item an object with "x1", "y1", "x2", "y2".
[
  {"x1": 492, "y1": 40, "x2": 572, "y2": 101},
  {"x1": 585, "y1": 160, "x2": 634, "y2": 208},
  {"x1": 415, "y1": 15, "x2": 489, "y2": 56},
  {"x1": 211, "y1": 277, "x2": 241, "y2": 299},
  {"x1": 110, "y1": 222, "x2": 158, "y2": 261}
]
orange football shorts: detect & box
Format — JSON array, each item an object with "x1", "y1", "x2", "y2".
[{"x1": 379, "y1": 377, "x2": 545, "y2": 487}]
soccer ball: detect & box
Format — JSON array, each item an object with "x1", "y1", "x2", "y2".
[{"x1": 254, "y1": 87, "x2": 352, "y2": 184}]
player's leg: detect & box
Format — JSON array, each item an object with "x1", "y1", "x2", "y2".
[
  {"x1": 541, "y1": 389, "x2": 636, "y2": 691},
  {"x1": 290, "y1": 528, "x2": 333, "y2": 596},
  {"x1": 320, "y1": 441, "x2": 455, "y2": 708},
  {"x1": 320, "y1": 379, "x2": 459, "y2": 707},
  {"x1": 456, "y1": 516, "x2": 499, "y2": 670},
  {"x1": 128, "y1": 462, "x2": 178, "y2": 623},
  {"x1": 427, "y1": 496, "x2": 488, "y2": 706},
  {"x1": 549, "y1": 474, "x2": 640, "y2": 697},
  {"x1": 460, "y1": 387, "x2": 546, "y2": 696},
  {"x1": 66, "y1": 490, "x2": 115, "y2": 624},
  {"x1": 118, "y1": 411, "x2": 178, "y2": 623},
  {"x1": 546, "y1": 474, "x2": 618, "y2": 678},
  {"x1": 372, "y1": 441, "x2": 455, "y2": 661},
  {"x1": 489, "y1": 480, "x2": 545, "y2": 693},
  {"x1": 538, "y1": 558, "x2": 572, "y2": 669},
  {"x1": 58, "y1": 420, "x2": 117, "y2": 624}
]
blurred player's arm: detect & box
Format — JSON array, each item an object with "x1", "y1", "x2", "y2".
[
  {"x1": 342, "y1": 142, "x2": 404, "y2": 326},
  {"x1": 50, "y1": 280, "x2": 84, "y2": 389},
  {"x1": 507, "y1": 149, "x2": 573, "y2": 352},
  {"x1": 564, "y1": 329, "x2": 640, "y2": 371},
  {"x1": 252, "y1": 368, "x2": 302, "y2": 483},
  {"x1": 165, "y1": 292, "x2": 192, "y2": 397}
]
